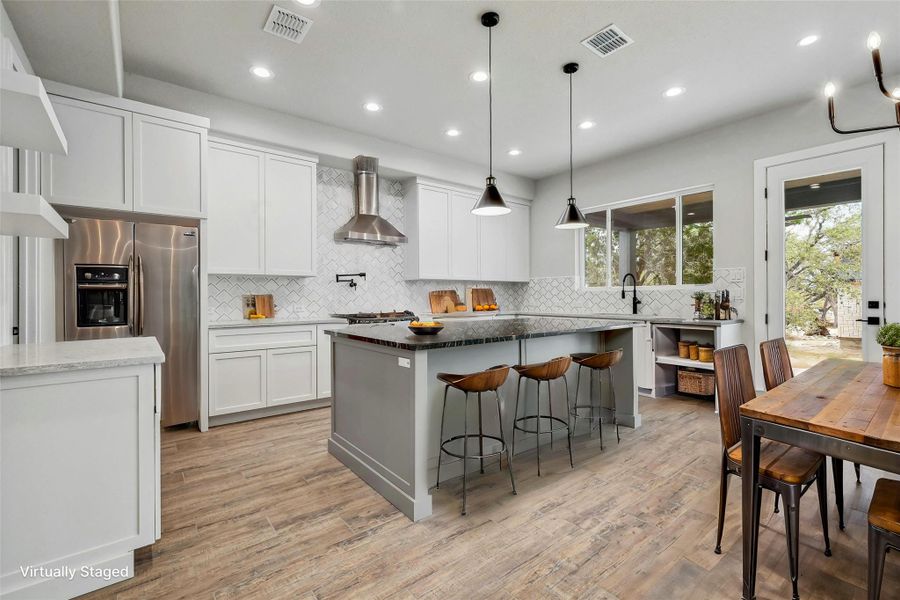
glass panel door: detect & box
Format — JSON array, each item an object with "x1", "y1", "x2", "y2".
[{"x1": 766, "y1": 146, "x2": 884, "y2": 370}]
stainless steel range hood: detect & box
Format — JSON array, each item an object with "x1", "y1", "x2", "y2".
[{"x1": 334, "y1": 155, "x2": 407, "y2": 245}]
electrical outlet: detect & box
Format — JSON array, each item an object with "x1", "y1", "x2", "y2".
[{"x1": 398, "y1": 357, "x2": 411, "y2": 368}]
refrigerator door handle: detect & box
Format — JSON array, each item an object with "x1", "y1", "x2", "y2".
[
  {"x1": 127, "y1": 255, "x2": 135, "y2": 334},
  {"x1": 138, "y1": 255, "x2": 146, "y2": 336}
]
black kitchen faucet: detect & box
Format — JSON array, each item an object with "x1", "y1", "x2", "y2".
[{"x1": 622, "y1": 273, "x2": 641, "y2": 315}]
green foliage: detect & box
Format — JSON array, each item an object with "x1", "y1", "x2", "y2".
[
  {"x1": 877, "y1": 323, "x2": 900, "y2": 347},
  {"x1": 784, "y1": 203, "x2": 861, "y2": 335},
  {"x1": 631, "y1": 226, "x2": 676, "y2": 286},
  {"x1": 584, "y1": 226, "x2": 607, "y2": 287},
  {"x1": 683, "y1": 222, "x2": 714, "y2": 284}
]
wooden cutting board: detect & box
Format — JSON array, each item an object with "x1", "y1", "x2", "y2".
[
  {"x1": 429, "y1": 290, "x2": 461, "y2": 314},
  {"x1": 468, "y1": 288, "x2": 497, "y2": 311}
]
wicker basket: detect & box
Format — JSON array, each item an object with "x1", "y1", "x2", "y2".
[{"x1": 678, "y1": 368, "x2": 715, "y2": 396}]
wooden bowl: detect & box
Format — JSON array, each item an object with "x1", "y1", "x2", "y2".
[{"x1": 409, "y1": 322, "x2": 444, "y2": 335}]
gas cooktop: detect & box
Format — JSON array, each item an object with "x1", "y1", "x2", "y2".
[{"x1": 331, "y1": 310, "x2": 418, "y2": 325}]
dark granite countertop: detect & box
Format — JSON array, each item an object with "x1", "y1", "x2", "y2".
[
  {"x1": 428, "y1": 311, "x2": 743, "y2": 327},
  {"x1": 325, "y1": 316, "x2": 638, "y2": 351}
]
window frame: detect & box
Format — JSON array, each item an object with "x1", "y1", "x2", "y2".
[{"x1": 578, "y1": 184, "x2": 715, "y2": 289}]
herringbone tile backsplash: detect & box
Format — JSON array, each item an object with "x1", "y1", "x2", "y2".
[{"x1": 208, "y1": 167, "x2": 745, "y2": 321}]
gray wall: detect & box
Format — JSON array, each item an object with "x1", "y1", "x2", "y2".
[{"x1": 529, "y1": 76, "x2": 900, "y2": 346}]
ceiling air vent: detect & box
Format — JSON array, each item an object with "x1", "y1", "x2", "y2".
[
  {"x1": 581, "y1": 24, "x2": 633, "y2": 57},
  {"x1": 262, "y1": 5, "x2": 313, "y2": 44}
]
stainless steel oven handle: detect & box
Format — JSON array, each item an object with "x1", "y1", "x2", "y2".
[
  {"x1": 138, "y1": 255, "x2": 145, "y2": 336},
  {"x1": 76, "y1": 283, "x2": 129, "y2": 290},
  {"x1": 127, "y1": 255, "x2": 135, "y2": 334}
]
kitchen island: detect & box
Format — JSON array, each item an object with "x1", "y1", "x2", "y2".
[{"x1": 325, "y1": 316, "x2": 639, "y2": 520}]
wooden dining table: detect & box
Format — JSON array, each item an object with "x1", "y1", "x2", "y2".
[{"x1": 738, "y1": 358, "x2": 900, "y2": 600}]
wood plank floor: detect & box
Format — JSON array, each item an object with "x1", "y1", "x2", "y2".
[{"x1": 81, "y1": 395, "x2": 899, "y2": 600}]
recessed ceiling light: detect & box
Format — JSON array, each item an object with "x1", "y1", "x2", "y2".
[
  {"x1": 250, "y1": 66, "x2": 273, "y2": 79},
  {"x1": 663, "y1": 86, "x2": 686, "y2": 98},
  {"x1": 507, "y1": 148, "x2": 522, "y2": 156},
  {"x1": 797, "y1": 35, "x2": 819, "y2": 47},
  {"x1": 294, "y1": 0, "x2": 320, "y2": 6},
  {"x1": 686, "y1": 212, "x2": 696, "y2": 216},
  {"x1": 363, "y1": 102, "x2": 382, "y2": 112},
  {"x1": 470, "y1": 71, "x2": 489, "y2": 82},
  {"x1": 577, "y1": 120, "x2": 595, "y2": 130},
  {"x1": 810, "y1": 183, "x2": 821, "y2": 189},
  {"x1": 445, "y1": 128, "x2": 461, "y2": 137}
]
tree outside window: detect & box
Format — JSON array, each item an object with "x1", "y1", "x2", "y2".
[{"x1": 582, "y1": 188, "x2": 714, "y2": 287}]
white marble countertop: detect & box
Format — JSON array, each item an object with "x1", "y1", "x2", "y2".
[
  {"x1": 0, "y1": 337, "x2": 165, "y2": 377},
  {"x1": 208, "y1": 317, "x2": 346, "y2": 329}
]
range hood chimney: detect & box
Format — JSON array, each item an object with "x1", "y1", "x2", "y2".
[{"x1": 334, "y1": 156, "x2": 407, "y2": 246}]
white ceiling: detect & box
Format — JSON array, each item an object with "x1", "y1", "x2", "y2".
[{"x1": 9, "y1": 1, "x2": 900, "y2": 179}]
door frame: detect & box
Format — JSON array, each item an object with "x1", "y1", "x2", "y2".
[{"x1": 753, "y1": 132, "x2": 900, "y2": 385}]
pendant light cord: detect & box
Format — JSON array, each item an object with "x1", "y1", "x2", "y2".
[
  {"x1": 488, "y1": 24, "x2": 493, "y2": 178},
  {"x1": 569, "y1": 71, "x2": 573, "y2": 199}
]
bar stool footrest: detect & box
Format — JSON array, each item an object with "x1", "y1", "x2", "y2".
[
  {"x1": 440, "y1": 434, "x2": 506, "y2": 460},
  {"x1": 513, "y1": 415, "x2": 570, "y2": 435},
  {"x1": 569, "y1": 405, "x2": 617, "y2": 420}
]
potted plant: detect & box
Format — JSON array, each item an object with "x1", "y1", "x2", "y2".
[
  {"x1": 692, "y1": 291, "x2": 706, "y2": 318},
  {"x1": 876, "y1": 323, "x2": 900, "y2": 388}
]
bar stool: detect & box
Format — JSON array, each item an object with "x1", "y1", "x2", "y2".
[
  {"x1": 435, "y1": 364, "x2": 516, "y2": 515},
  {"x1": 511, "y1": 356, "x2": 574, "y2": 476},
  {"x1": 867, "y1": 478, "x2": 900, "y2": 600},
  {"x1": 570, "y1": 349, "x2": 623, "y2": 452}
]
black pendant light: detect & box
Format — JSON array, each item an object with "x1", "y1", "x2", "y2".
[
  {"x1": 471, "y1": 11, "x2": 510, "y2": 216},
  {"x1": 555, "y1": 62, "x2": 588, "y2": 229}
]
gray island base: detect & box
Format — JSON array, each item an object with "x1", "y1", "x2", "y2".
[{"x1": 326, "y1": 317, "x2": 640, "y2": 521}]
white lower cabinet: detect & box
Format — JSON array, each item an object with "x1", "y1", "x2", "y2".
[
  {"x1": 267, "y1": 346, "x2": 317, "y2": 406},
  {"x1": 1, "y1": 361, "x2": 161, "y2": 599},
  {"x1": 209, "y1": 350, "x2": 267, "y2": 416},
  {"x1": 208, "y1": 324, "x2": 333, "y2": 422},
  {"x1": 316, "y1": 323, "x2": 346, "y2": 398}
]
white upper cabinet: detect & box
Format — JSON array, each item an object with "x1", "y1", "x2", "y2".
[
  {"x1": 206, "y1": 138, "x2": 317, "y2": 276},
  {"x1": 478, "y1": 212, "x2": 508, "y2": 281},
  {"x1": 207, "y1": 142, "x2": 265, "y2": 274},
  {"x1": 41, "y1": 96, "x2": 133, "y2": 211},
  {"x1": 404, "y1": 178, "x2": 530, "y2": 282},
  {"x1": 449, "y1": 191, "x2": 480, "y2": 280},
  {"x1": 40, "y1": 87, "x2": 208, "y2": 218},
  {"x1": 265, "y1": 154, "x2": 316, "y2": 276},
  {"x1": 507, "y1": 201, "x2": 531, "y2": 282},
  {"x1": 405, "y1": 185, "x2": 451, "y2": 279},
  {"x1": 133, "y1": 114, "x2": 206, "y2": 218}
]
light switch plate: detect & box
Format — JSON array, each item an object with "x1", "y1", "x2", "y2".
[{"x1": 398, "y1": 357, "x2": 411, "y2": 368}]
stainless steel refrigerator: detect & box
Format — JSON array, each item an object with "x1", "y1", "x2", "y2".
[{"x1": 60, "y1": 218, "x2": 200, "y2": 426}]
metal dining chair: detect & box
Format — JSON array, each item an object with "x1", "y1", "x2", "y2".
[{"x1": 714, "y1": 344, "x2": 832, "y2": 600}]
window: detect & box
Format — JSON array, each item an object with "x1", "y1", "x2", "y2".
[{"x1": 582, "y1": 187, "x2": 714, "y2": 287}]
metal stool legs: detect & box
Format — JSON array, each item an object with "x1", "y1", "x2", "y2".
[
  {"x1": 512, "y1": 376, "x2": 573, "y2": 476},
  {"x1": 435, "y1": 385, "x2": 516, "y2": 515},
  {"x1": 435, "y1": 385, "x2": 450, "y2": 490},
  {"x1": 495, "y1": 389, "x2": 517, "y2": 496},
  {"x1": 571, "y1": 364, "x2": 620, "y2": 451}
]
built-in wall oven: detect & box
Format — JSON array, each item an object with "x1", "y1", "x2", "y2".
[{"x1": 72, "y1": 264, "x2": 132, "y2": 336}]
